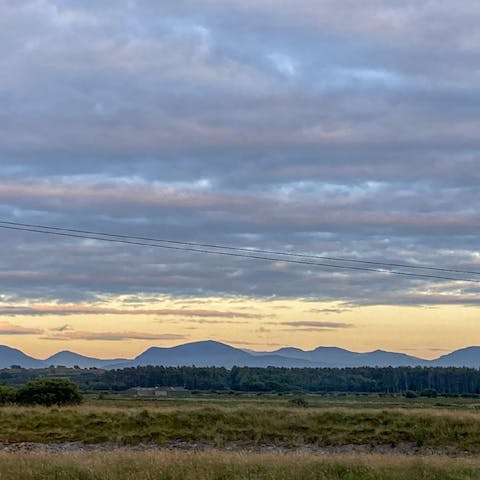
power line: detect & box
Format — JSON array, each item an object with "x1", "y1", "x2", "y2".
[
  {"x1": 0, "y1": 223, "x2": 479, "y2": 284},
  {"x1": 1, "y1": 220, "x2": 479, "y2": 277}
]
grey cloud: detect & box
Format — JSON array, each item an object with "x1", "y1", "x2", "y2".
[
  {"x1": 2, "y1": 1, "x2": 480, "y2": 167},
  {"x1": 2, "y1": 179, "x2": 480, "y2": 236},
  {"x1": 0, "y1": 226, "x2": 478, "y2": 306},
  {"x1": 307, "y1": 308, "x2": 352, "y2": 315},
  {"x1": 0, "y1": 305, "x2": 260, "y2": 318},
  {"x1": 222, "y1": 340, "x2": 282, "y2": 347},
  {"x1": 280, "y1": 321, "x2": 352, "y2": 329},
  {"x1": 0, "y1": 1, "x2": 480, "y2": 308},
  {"x1": 43, "y1": 330, "x2": 187, "y2": 342},
  {"x1": 0, "y1": 322, "x2": 43, "y2": 336},
  {"x1": 172, "y1": 319, "x2": 249, "y2": 325},
  {"x1": 370, "y1": 292, "x2": 480, "y2": 307}
]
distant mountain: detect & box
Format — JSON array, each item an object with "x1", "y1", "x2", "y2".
[
  {"x1": 0, "y1": 345, "x2": 44, "y2": 369},
  {"x1": 118, "y1": 341, "x2": 426, "y2": 369},
  {"x1": 273, "y1": 347, "x2": 311, "y2": 358},
  {"x1": 354, "y1": 349, "x2": 428, "y2": 368},
  {"x1": 46, "y1": 351, "x2": 127, "y2": 369},
  {"x1": 130, "y1": 340, "x2": 315, "y2": 368},
  {"x1": 431, "y1": 347, "x2": 480, "y2": 368},
  {"x1": 272, "y1": 346, "x2": 354, "y2": 366},
  {"x1": 0, "y1": 342, "x2": 479, "y2": 370},
  {"x1": 133, "y1": 340, "x2": 248, "y2": 367},
  {"x1": 269, "y1": 346, "x2": 426, "y2": 367}
]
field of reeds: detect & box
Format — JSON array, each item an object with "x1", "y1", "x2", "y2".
[{"x1": 0, "y1": 451, "x2": 479, "y2": 480}]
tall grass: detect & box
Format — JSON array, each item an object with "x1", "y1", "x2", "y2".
[
  {"x1": 1, "y1": 404, "x2": 480, "y2": 452},
  {"x1": 0, "y1": 451, "x2": 479, "y2": 480}
]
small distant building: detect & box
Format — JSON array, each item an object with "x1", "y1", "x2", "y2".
[{"x1": 130, "y1": 386, "x2": 189, "y2": 397}]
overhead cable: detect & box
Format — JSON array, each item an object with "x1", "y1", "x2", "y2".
[
  {"x1": 1, "y1": 220, "x2": 479, "y2": 276},
  {"x1": 0, "y1": 223, "x2": 479, "y2": 284}
]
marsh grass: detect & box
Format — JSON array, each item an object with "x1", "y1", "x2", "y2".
[
  {"x1": 0, "y1": 451, "x2": 479, "y2": 480},
  {"x1": 85, "y1": 392, "x2": 480, "y2": 411},
  {"x1": 2, "y1": 403, "x2": 480, "y2": 452}
]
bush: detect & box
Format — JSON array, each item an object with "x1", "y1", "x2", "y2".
[
  {"x1": 404, "y1": 390, "x2": 418, "y2": 398},
  {"x1": 289, "y1": 396, "x2": 309, "y2": 407},
  {"x1": 0, "y1": 386, "x2": 17, "y2": 404},
  {"x1": 17, "y1": 378, "x2": 82, "y2": 406},
  {"x1": 420, "y1": 389, "x2": 438, "y2": 398}
]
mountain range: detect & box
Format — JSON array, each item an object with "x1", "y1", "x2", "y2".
[{"x1": 2, "y1": 341, "x2": 480, "y2": 370}]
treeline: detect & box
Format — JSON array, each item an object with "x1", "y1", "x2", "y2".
[
  {"x1": 74, "y1": 366, "x2": 480, "y2": 395},
  {"x1": 3, "y1": 365, "x2": 480, "y2": 395}
]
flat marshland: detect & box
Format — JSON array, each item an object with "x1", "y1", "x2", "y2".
[
  {"x1": 2, "y1": 395, "x2": 480, "y2": 479},
  {"x1": 2, "y1": 395, "x2": 480, "y2": 451}
]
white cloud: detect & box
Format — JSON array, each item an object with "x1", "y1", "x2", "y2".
[{"x1": 268, "y1": 52, "x2": 298, "y2": 77}]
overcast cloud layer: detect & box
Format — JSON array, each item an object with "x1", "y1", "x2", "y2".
[{"x1": 1, "y1": 0, "x2": 480, "y2": 307}]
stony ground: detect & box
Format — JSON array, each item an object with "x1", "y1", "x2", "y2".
[{"x1": 0, "y1": 440, "x2": 474, "y2": 458}]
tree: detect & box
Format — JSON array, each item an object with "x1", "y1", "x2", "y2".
[
  {"x1": 0, "y1": 385, "x2": 17, "y2": 404},
  {"x1": 17, "y1": 378, "x2": 82, "y2": 406}
]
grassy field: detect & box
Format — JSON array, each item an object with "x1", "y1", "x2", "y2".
[
  {"x1": 0, "y1": 451, "x2": 479, "y2": 480},
  {"x1": 1, "y1": 394, "x2": 480, "y2": 453},
  {"x1": 87, "y1": 391, "x2": 480, "y2": 410},
  {"x1": 2, "y1": 395, "x2": 480, "y2": 479}
]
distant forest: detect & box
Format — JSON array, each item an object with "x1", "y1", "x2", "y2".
[{"x1": 2, "y1": 365, "x2": 480, "y2": 396}]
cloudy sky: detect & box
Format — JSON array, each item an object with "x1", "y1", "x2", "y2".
[{"x1": 1, "y1": 0, "x2": 480, "y2": 359}]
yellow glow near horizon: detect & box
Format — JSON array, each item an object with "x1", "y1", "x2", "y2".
[{"x1": 0, "y1": 295, "x2": 478, "y2": 360}]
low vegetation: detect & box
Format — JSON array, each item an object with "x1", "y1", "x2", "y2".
[
  {"x1": 0, "y1": 388, "x2": 478, "y2": 478},
  {"x1": 1, "y1": 401, "x2": 480, "y2": 452},
  {"x1": 0, "y1": 386, "x2": 17, "y2": 404},
  {"x1": 0, "y1": 394, "x2": 478, "y2": 478},
  {"x1": 0, "y1": 451, "x2": 479, "y2": 480}
]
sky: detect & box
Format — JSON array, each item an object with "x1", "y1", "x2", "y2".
[{"x1": 1, "y1": 0, "x2": 480, "y2": 360}]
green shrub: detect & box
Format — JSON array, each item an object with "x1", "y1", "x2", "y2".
[
  {"x1": 0, "y1": 385, "x2": 17, "y2": 404},
  {"x1": 420, "y1": 389, "x2": 438, "y2": 398},
  {"x1": 17, "y1": 378, "x2": 82, "y2": 406},
  {"x1": 288, "y1": 396, "x2": 309, "y2": 407}
]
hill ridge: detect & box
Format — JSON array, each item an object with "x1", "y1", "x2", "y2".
[{"x1": 0, "y1": 341, "x2": 477, "y2": 369}]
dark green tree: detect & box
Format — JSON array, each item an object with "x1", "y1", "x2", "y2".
[
  {"x1": 17, "y1": 378, "x2": 82, "y2": 406},
  {"x1": 0, "y1": 385, "x2": 17, "y2": 404}
]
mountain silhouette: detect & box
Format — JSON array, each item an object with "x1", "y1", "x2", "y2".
[
  {"x1": 0, "y1": 345, "x2": 44, "y2": 369},
  {"x1": 131, "y1": 340, "x2": 315, "y2": 368},
  {"x1": 0, "y1": 341, "x2": 478, "y2": 369},
  {"x1": 268, "y1": 346, "x2": 427, "y2": 367},
  {"x1": 46, "y1": 351, "x2": 127, "y2": 368},
  {"x1": 431, "y1": 346, "x2": 480, "y2": 368}
]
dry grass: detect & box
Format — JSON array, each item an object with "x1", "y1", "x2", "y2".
[
  {"x1": 0, "y1": 451, "x2": 479, "y2": 480},
  {"x1": 2, "y1": 398, "x2": 480, "y2": 479}
]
